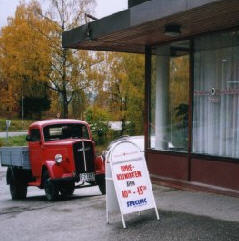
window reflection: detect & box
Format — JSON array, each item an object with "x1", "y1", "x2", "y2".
[{"x1": 150, "y1": 41, "x2": 189, "y2": 152}]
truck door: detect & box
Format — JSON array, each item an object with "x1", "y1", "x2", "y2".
[{"x1": 28, "y1": 129, "x2": 42, "y2": 178}]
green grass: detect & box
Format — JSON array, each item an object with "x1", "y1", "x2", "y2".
[
  {"x1": 0, "y1": 135, "x2": 27, "y2": 147},
  {"x1": 0, "y1": 119, "x2": 33, "y2": 131}
]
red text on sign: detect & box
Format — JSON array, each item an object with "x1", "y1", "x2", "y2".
[
  {"x1": 137, "y1": 185, "x2": 147, "y2": 195},
  {"x1": 122, "y1": 190, "x2": 132, "y2": 198},
  {"x1": 116, "y1": 171, "x2": 142, "y2": 180},
  {"x1": 121, "y1": 164, "x2": 133, "y2": 172}
]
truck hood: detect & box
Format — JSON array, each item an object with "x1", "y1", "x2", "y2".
[{"x1": 42, "y1": 139, "x2": 92, "y2": 161}]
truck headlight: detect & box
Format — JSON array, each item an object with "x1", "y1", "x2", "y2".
[{"x1": 55, "y1": 154, "x2": 63, "y2": 164}]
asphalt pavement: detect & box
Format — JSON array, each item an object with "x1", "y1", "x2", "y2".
[{"x1": 0, "y1": 165, "x2": 238, "y2": 241}]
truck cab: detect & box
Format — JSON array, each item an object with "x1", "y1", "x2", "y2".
[{"x1": 3, "y1": 119, "x2": 105, "y2": 201}]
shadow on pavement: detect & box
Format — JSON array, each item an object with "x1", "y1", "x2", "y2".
[
  {"x1": 108, "y1": 210, "x2": 239, "y2": 241},
  {"x1": 23, "y1": 193, "x2": 102, "y2": 202}
]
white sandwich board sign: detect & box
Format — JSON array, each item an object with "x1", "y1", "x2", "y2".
[{"x1": 106, "y1": 140, "x2": 159, "y2": 228}]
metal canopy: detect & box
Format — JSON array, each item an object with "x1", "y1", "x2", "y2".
[{"x1": 62, "y1": 0, "x2": 239, "y2": 53}]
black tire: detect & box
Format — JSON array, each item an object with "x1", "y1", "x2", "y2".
[
  {"x1": 8, "y1": 168, "x2": 27, "y2": 200},
  {"x1": 43, "y1": 171, "x2": 59, "y2": 201},
  {"x1": 10, "y1": 180, "x2": 27, "y2": 200},
  {"x1": 60, "y1": 182, "x2": 75, "y2": 199},
  {"x1": 96, "y1": 174, "x2": 106, "y2": 195}
]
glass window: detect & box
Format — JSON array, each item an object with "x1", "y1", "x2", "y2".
[
  {"x1": 30, "y1": 129, "x2": 41, "y2": 142},
  {"x1": 150, "y1": 41, "x2": 189, "y2": 151},
  {"x1": 82, "y1": 125, "x2": 90, "y2": 139},
  {"x1": 43, "y1": 124, "x2": 90, "y2": 141},
  {"x1": 193, "y1": 30, "x2": 239, "y2": 159}
]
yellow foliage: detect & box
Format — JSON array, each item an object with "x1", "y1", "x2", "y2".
[
  {"x1": 0, "y1": 1, "x2": 52, "y2": 114},
  {"x1": 0, "y1": 0, "x2": 97, "y2": 118},
  {"x1": 93, "y1": 52, "x2": 145, "y2": 134}
]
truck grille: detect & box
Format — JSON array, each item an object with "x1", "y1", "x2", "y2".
[{"x1": 73, "y1": 141, "x2": 95, "y2": 175}]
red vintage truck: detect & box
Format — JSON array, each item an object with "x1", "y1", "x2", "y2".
[{"x1": 0, "y1": 119, "x2": 105, "y2": 201}]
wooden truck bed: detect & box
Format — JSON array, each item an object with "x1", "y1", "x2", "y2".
[{"x1": 0, "y1": 147, "x2": 31, "y2": 170}]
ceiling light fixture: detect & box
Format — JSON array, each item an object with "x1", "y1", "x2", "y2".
[{"x1": 164, "y1": 24, "x2": 181, "y2": 37}]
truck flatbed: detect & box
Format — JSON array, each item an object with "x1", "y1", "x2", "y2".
[{"x1": 0, "y1": 146, "x2": 31, "y2": 170}]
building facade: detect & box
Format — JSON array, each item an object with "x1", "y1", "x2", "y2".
[{"x1": 63, "y1": 0, "x2": 239, "y2": 195}]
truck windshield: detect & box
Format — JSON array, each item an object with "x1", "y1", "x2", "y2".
[{"x1": 43, "y1": 124, "x2": 90, "y2": 141}]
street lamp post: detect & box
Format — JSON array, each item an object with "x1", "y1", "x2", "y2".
[{"x1": 21, "y1": 78, "x2": 24, "y2": 125}]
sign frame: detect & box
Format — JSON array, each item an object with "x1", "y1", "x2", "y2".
[{"x1": 106, "y1": 140, "x2": 159, "y2": 228}]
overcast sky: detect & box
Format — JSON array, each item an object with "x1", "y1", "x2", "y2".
[{"x1": 0, "y1": 0, "x2": 128, "y2": 28}]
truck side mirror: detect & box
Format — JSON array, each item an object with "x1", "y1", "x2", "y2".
[{"x1": 26, "y1": 135, "x2": 32, "y2": 142}]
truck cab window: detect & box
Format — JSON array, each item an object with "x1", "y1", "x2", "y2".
[
  {"x1": 43, "y1": 124, "x2": 90, "y2": 141},
  {"x1": 30, "y1": 129, "x2": 41, "y2": 142},
  {"x1": 81, "y1": 126, "x2": 89, "y2": 139}
]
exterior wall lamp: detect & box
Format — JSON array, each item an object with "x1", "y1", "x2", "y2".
[{"x1": 164, "y1": 24, "x2": 181, "y2": 37}]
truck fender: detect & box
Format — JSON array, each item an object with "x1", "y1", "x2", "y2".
[
  {"x1": 43, "y1": 160, "x2": 64, "y2": 180},
  {"x1": 95, "y1": 156, "x2": 105, "y2": 174},
  {"x1": 44, "y1": 161, "x2": 56, "y2": 179}
]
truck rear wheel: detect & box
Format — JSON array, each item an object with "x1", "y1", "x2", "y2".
[
  {"x1": 96, "y1": 174, "x2": 106, "y2": 195},
  {"x1": 43, "y1": 171, "x2": 59, "y2": 201},
  {"x1": 10, "y1": 181, "x2": 27, "y2": 200},
  {"x1": 8, "y1": 168, "x2": 27, "y2": 200}
]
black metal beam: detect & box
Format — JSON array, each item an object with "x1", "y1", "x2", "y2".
[{"x1": 144, "y1": 46, "x2": 152, "y2": 153}]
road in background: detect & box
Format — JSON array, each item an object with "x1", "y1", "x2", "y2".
[{"x1": 0, "y1": 131, "x2": 27, "y2": 138}]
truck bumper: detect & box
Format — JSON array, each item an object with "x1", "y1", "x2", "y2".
[
  {"x1": 51, "y1": 176, "x2": 76, "y2": 184},
  {"x1": 51, "y1": 173, "x2": 103, "y2": 184}
]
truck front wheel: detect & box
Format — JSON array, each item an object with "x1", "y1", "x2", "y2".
[
  {"x1": 60, "y1": 182, "x2": 75, "y2": 199},
  {"x1": 43, "y1": 171, "x2": 59, "y2": 201}
]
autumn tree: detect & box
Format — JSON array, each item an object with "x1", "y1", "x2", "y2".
[
  {"x1": 0, "y1": 0, "x2": 99, "y2": 119},
  {"x1": 34, "y1": 0, "x2": 99, "y2": 118},
  {"x1": 0, "y1": 74, "x2": 18, "y2": 116},
  {"x1": 0, "y1": 1, "x2": 52, "y2": 118},
  {"x1": 93, "y1": 52, "x2": 145, "y2": 135}
]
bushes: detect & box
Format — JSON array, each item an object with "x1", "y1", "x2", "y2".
[
  {"x1": 91, "y1": 122, "x2": 109, "y2": 145},
  {"x1": 85, "y1": 106, "x2": 110, "y2": 146}
]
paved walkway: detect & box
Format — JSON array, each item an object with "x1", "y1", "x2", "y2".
[{"x1": 154, "y1": 185, "x2": 239, "y2": 222}]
